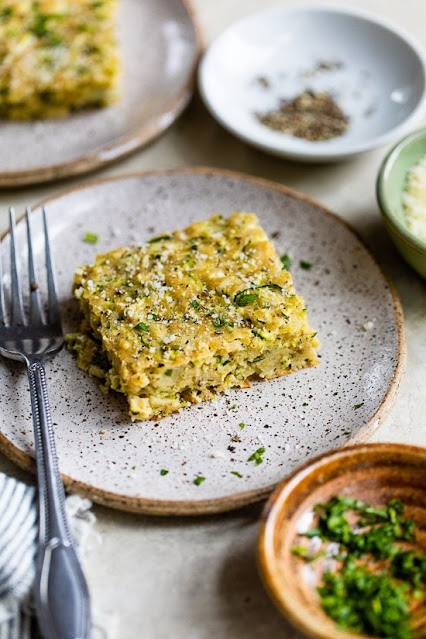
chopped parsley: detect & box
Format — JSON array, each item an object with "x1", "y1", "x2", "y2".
[
  {"x1": 292, "y1": 496, "x2": 425, "y2": 638},
  {"x1": 193, "y1": 475, "x2": 206, "y2": 486},
  {"x1": 299, "y1": 260, "x2": 312, "y2": 270},
  {"x1": 212, "y1": 316, "x2": 228, "y2": 328},
  {"x1": 31, "y1": 13, "x2": 49, "y2": 37},
  {"x1": 148, "y1": 234, "x2": 172, "y2": 243},
  {"x1": 234, "y1": 290, "x2": 258, "y2": 307},
  {"x1": 354, "y1": 402, "x2": 364, "y2": 410},
  {"x1": 83, "y1": 231, "x2": 99, "y2": 244},
  {"x1": 160, "y1": 469, "x2": 169, "y2": 476},
  {"x1": 0, "y1": 7, "x2": 13, "y2": 19},
  {"x1": 231, "y1": 471, "x2": 243, "y2": 478},
  {"x1": 47, "y1": 33, "x2": 62, "y2": 46},
  {"x1": 134, "y1": 322, "x2": 149, "y2": 332},
  {"x1": 319, "y1": 563, "x2": 411, "y2": 638},
  {"x1": 239, "y1": 422, "x2": 245, "y2": 430},
  {"x1": 234, "y1": 284, "x2": 283, "y2": 307},
  {"x1": 281, "y1": 253, "x2": 291, "y2": 270},
  {"x1": 248, "y1": 447, "x2": 265, "y2": 465},
  {"x1": 192, "y1": 299, "x2": 199, "y2": 309}
]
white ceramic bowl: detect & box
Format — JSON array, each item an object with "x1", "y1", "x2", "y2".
[{"x1": 198, "y1": 5, "x2": 426, "y2": 162}]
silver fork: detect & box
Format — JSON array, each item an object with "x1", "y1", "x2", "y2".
[{"x1": 0, "y1": 207, "x2": 91, "y2": 639}]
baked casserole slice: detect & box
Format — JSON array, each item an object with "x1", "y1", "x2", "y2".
[
  {"x1": 0, "y1": 0, "x2": 119, "y2": 119},
  {"x1": 66, "y1": 213, "x2": 320, "y2": 420}
]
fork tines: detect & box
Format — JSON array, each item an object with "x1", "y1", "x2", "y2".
[{"x1": 0, "y1": 207, "x2": 60, "y2": 329}]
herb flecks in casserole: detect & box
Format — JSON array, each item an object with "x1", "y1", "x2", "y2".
[{"x1": 66, "y1": 212, "x2": 320, "y2": 420}]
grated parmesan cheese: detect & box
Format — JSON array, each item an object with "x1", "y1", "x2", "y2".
[{"x1": 402, "y1": 155, "x2": 426, "y2": 243}]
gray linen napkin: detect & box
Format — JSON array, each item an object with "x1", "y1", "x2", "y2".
[{"x1": 0, "y1": 472, "x2": 114, "y2": 639}]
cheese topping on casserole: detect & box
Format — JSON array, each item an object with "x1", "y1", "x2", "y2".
[
  {"x1": 66, "y1": 213, "x2": 320, "y2": 420},
  {"x1": 0, "y1": 0, "x2": 119, "y2": 119}
]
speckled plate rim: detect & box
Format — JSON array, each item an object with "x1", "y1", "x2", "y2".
[
  {"x1": 0, "y1": 0, "x2": 203, "y2": 189},
  {"x1": 257, "y1": 442, "x2": 426, "y2": 639},
  {"x1": 0, "y1": 167, "x2": 406, "y2": 516}
]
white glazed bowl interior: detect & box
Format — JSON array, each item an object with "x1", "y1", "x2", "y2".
[{"x1": 198, "y1": 5, "x2": 426, "y2": 161}]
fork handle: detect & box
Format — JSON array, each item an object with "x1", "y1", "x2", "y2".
[{"x1": 27, "y1": 359, "x2": 91, "y2": 639}]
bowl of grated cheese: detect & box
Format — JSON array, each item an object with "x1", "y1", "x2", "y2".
[{"x1": 377, "y1": 127, "x2": 426, "y2": 278}]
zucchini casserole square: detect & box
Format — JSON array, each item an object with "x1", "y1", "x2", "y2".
[
  {"x1": 66, "y1": 213, "x2": 320, "y2": 420},
  {"x1": 0, "y1": 0, "x2": 119, "y2": 119}
]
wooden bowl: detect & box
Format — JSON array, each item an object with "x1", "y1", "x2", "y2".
[{"x1": 258, "y1": 443, "x2": 426, "y2": 639}]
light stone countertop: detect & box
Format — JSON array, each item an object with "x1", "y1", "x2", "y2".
[{"x1": 0, "y1": 1, "x2": 425, "y2": 637}]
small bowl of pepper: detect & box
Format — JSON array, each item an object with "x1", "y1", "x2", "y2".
[
  {"x1": 198, "y1": 5, "x2": 426, "y2": 162},
  {"x1": 258, "y1": 443, "x2": 426, "y2": 639}
]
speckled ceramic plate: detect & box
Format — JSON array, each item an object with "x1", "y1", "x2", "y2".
[
  {"x1": 0, "y1": 169, "x2": 405, "y2": 515},
  {"x1": 0, "y1": 0, "x2": 201, "y2": 188}
]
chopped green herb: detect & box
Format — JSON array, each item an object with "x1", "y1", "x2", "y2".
[
  {"x1": 281, "y1": 253, "x2": 291, "y2": 270},
  {"x1": 248, "y1": 447, "x2": 265, "y2": 465},
  {"x1": 148, "y1": 235, "x2": 172, "y2": 243},
  {"x1": 292, "y1": 544, "x2": 310, "y2": 558},
  {"x1": 47, "y1": 33, "x2": 62, "y2": 46},
  {"x1": 234, "y1": 290, "x2": 259, "y2": 307},
  {"x1": 131, "y1": 465, "x2": 136, "y2": 470},
  {"x1": 192, "y1": 300, "x2": 199, "y2": 309},
  {"x1": 239, "y1": 422, "x2": 245, "y2": 430},
  {"x1": 31, "y1": 13, "x2": 49, "y2": 37},
  {"x1": 134, "y1": 322, "x2": 149, "y2": 332},
  {"x1": 392, "y1": 550, "x2": 426, "y2": 589},
  {"x1": 293, "y1": 495, "x2": 424, "y2": 639},
  {"x1": 299, "y1": 260, "x2": 312, "y2": 270},
  {"x1": 212, "y1": 317, "x2": 227, "y2": 328},
  {"x1": 0, "y1": 7, "x2": 13, "y2": 19},
  {"x1": 354, "y1": 402, "x2": 364, "y2": 410},
  {"x1": 160, "y1": 469, "x2": 169, "y2": 476},
  {"x1": 319, "y1": 564, "x2": 411, "y2": 639},
  {"x1": 165, "y1": 369, "x2": 173, "y2": 376},
  {"x1": 234, "y1": 284, "x2": 283, "y2": 307},
  {"x1": 231, "y1": 471, "x2": 243, "y2": 478},
  {"x1": 83, "y1": 232, "x2": 99, "y2": 244},
  {"x1": 194, "y1": 475, "x2": 206, "y2": 486},
  {"x1": 291, "y1": 545, "x2": 326, "y2": 562},
  {"x1": 230, "y1": 404, "x2": 238, "y2": 410}
]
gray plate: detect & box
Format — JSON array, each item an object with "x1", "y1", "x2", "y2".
[
  {"x1": 0, "y1": 169, "x2": 405, "y2": 515},
  {"x1": 0, "y1": 0, "x2": 201, "y2": 187}
]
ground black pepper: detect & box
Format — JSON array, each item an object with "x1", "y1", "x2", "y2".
[{"x1": 256, "y1": 89, "x2": 349, "y2": 142}]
